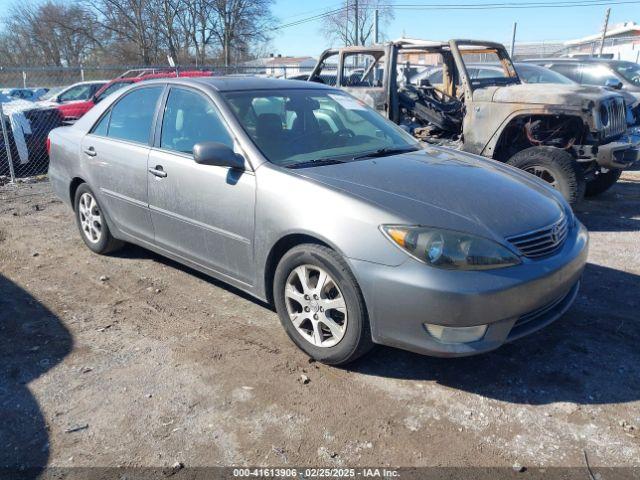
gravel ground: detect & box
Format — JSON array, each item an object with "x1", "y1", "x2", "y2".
[{"x1": 0, "y1": 173, "x2": 639, "y2": 472}]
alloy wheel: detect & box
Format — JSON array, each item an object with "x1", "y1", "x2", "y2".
[
  {"x1": 284, "y1": 264, "x2": 348, "y2": 348},
  {"x1": 78, "y1": 192, "x2": 103, "y2": 244}
]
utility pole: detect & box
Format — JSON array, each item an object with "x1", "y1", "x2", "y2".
[
  {"x1": 374, "y1": 9, "x2": 379, "y2": 44},
  {"x1": 354, "y1": 0, "x2": 359, "y2": 46},
  {"x1": 345, "y1": 0, "x2": 349, "y2": 46},
  {"x1": 598, "y1": 8, "x2": 611, "y2": 57},
  {"x1": 510, "y1": 22, "x2": 517, "y2": 58}
]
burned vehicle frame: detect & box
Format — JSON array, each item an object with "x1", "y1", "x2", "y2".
[{"x1": 308, "y1": 40, "x2": 640, "y2": 204}]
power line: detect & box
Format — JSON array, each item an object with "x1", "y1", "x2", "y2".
[
  {"x1": 390, "y1": 0, "x2": 640, "y2": 9},
  {"x1": 270, "y1": 6, "x2": 347, "y2": 31},
  {"x1": 270, "y1": 0, "x2": 640, "y2": 31},
  {"x1": 276, "y1": 2, "x2": 344, "y2": 23}
]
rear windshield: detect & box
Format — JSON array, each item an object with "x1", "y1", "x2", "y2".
[
  {"x1": 516, "y1": 64, "x2": 574, "y2": 85},
  {"x1": 95, "y1": 81, "x2": 133, "y2": 103}
]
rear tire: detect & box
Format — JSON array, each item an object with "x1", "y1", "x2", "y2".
[
  {"x1": 585, "y1": 169, "x2": 622, "y2": 197},
  {"x1": 507, "y1": 146, "x2": 585, "y2": 205},
  {"x1": 273, "y1": 244, "x2": 374, "y2": 365},
  {"x1": 74, "y1": 183, "x2": 123, "y2": 254}
]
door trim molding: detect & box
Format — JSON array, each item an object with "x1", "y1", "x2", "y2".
[{"x1": 149, "y1": 205, "x2": 251, "y2": 244}]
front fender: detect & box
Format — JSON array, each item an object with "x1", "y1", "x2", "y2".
[{"x1": 463, "y1": 103, "x2": 586, "y2": 158}]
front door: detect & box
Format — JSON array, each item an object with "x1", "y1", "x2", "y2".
[
  {"x1": 81, "y1": 85, "x2": 165, "y2": 242},
  {"x1": 338, "y1": 49, "x2": 388, "y2": 115},
  {"x1": 147, "y1": 86, "x2": 256, "y2": 285}
]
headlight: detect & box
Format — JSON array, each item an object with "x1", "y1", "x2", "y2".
[{"x1": 381, "y1": 225, "x2": 520, "y2": 270}]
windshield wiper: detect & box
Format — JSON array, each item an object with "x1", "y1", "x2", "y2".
[
  {"x1": 352, "y1": 146, "x2": 420, "y2": 161},
  {"x1": 286, "y1": 158, "x2": 346, "y2": 169}
]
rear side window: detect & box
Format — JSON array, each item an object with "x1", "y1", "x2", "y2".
[
  {"x1": 91, "y1": 112, "x2": 110, "y2": 136},
  {"x1": 580, "y1": 65, "x2": 620, "y2": 86},
  {"x1": 160, "y1": 88, "x2": 232, "y2": 154},
  {"x1": 107, "y1": 87, "x2": 164, "y2": 144}
]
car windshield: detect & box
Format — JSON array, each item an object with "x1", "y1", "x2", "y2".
[
  {"x1": 516, "y1": 64, "x2": 574, "y2": 84},
  {"x1": 223, "y1": 89, "x2": 420, "y2": 167},
  {"x1": 614, "y1": 62, "x2": 640, "y2": 86}
]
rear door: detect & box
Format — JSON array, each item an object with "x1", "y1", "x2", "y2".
[
  {"x1": 147, "y1": 86, "x2": 256, "y2": 285},
  {"x1": 80, "y1": 85, "x2": 164, "y2": 242}
]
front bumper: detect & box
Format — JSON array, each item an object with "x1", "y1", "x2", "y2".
[
  {"x1": 349, "y1": 221, "x2": 589, "y2": 357},
  {"x1": 596, "y1": 139, "x2": 640, "y2": 169}
]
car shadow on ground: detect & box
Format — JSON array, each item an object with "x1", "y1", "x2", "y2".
[
  {"x1": 110, "y1": 244, "x2": 273, "y2": 310},
  {"x1": 0, "y1": 275, "x2": 73, "y2": 478},
  {"x1": 575, "y1": 177, "x2": 640, "y2": 232},
  {"x1": 349, "y1": 262, "x2": 640, "y2": 406}
]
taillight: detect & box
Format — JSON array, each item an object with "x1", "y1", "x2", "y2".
[{"x1": 46, "y1": 136, "x2": 51, "y2": 154}]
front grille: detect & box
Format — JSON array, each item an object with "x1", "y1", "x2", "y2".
[
  {"x1": 506, "y1": 215, "x2": 568, "y2": 258},
  {"x1": 601, "y1": 96, "x2": 626, "y2": 139}
]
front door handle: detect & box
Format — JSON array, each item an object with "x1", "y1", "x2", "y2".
[
  {"x1": 84, "y1": 146, "x2": 97, "y2": 157},
  {"x1": 148, "y1": 165, "x2": 167, "y2": 178}
]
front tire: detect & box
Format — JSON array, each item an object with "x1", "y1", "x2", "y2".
[
  {"x1": 273, "y1": 244, "x2": 373, "y2": 365},
  {"x1": 585, "y1": 169, "x2": 622, "y2": 197},
  {"x1": 74, "y1": 184, "x2": 123, "y2": 254},
  {"x1": 507, "y1": 146, "x2": 586, "y2": 205}
]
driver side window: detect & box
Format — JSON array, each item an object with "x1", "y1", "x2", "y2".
[
  {"x1": 160, "y1": 87, "x2": 233, "y2": 155},
  {"x1": 341, "y1": 52, "x2": 383, "y2": 88}
]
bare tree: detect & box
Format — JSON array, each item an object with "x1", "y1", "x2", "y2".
[
  {"x1": 321, "y1": 0, "x2": 394, "y2": 47},
  {"x1": 82, "y1": 0, "x2": 159, "y2": 64},
  {"x1": 0, "y1": 0, "x2": 277, "y2": 66},
  {"x1": 174, "y1": 0, "x2": 218, "y2": 65},
  {"x1": 0, "y1": 1, "x2": 98, "y2": 66},
  {"x1": 210, "y1": 0, "x2": 276, "y2": 66}
]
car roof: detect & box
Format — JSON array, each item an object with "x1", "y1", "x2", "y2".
[
  {"x1": 525, "y1": 58, "x2": 631, "y2": 65},
  {"x1": 140, "y1": 76, "x2": 336, "y2": 92}
]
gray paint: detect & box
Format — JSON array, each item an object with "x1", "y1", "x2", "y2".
[{"x1": 48, "y1": 77, "x2": 588, "y2": 357}]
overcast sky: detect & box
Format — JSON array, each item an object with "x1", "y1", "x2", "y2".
[{"x1": 270, "y1": 0, "x2": 640, "y2": 56}]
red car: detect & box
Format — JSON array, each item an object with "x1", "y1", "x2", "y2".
[{"x1": 57, "y1": 69, "x2": 213, "y2": 123}]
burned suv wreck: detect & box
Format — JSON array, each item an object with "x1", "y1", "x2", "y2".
[{"x1": 308, "y1": 40, "x2": 639, "y2": 204}]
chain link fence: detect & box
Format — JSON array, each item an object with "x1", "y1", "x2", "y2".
[
  {"x1": 1, "y1": 39, "x2": 637, "y2": 186},
  {"x1": 0, "y1": 64, "x2": 323, "y2": 186}
]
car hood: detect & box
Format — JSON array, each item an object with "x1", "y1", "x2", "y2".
[
  {"x1": 296, "y1": 147, "x2": 566, "y2": 241},
  {"x1": 487, "y1": 83, "x2": 619, "y2": 106}
]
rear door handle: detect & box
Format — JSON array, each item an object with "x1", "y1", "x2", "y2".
[
  {"x1": 148, "y1": 165, "x2": 167, "y2": 178},
  {"x1": 83, "y1": 146, "x2": 97, "y2": 157}
]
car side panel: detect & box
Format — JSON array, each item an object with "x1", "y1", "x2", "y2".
[
  {"x1": 48, "y1": 126, "x2": 86, "y2": 207},
  {"x1": 80, "y1": 134, "x2": 155, "y2": 242},
  {"x1": 251, "y1": 163, "x2": 410, "y2": 300},
  {"x1": 147, "y1": 149, "x2": 257, "y2": 285}
]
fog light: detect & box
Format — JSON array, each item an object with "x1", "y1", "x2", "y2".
[{"x1": 424, "y1": 324, "x2": 488, "y2": 344}]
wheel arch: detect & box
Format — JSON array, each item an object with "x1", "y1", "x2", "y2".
[
  {"x1": 69, "y1": 177, "x2": 86, "y2": 210},
  {"x1": 263, "y1": 233, "x2": 336, "y2": 306},
  {"x1": 485, "y1": 112, "x2": 587, "y2": 162}
]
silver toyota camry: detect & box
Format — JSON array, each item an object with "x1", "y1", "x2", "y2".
[{"x1": 48, "y1": 77, "x2": 588, "y2": 365}]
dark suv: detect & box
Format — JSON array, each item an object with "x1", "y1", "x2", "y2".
[{"x1": 525, "y1": 58, "x2": 640, "y2": 101}]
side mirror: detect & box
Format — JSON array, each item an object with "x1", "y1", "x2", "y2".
[
  {"x1": 605, "y1": 78, "x2": 623, "y2": 90},
  {"x1": 193, "y1": 142, "x2": 245, "y2": 169}
]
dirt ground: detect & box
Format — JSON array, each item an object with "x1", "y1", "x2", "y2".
[{"x1": 1, "y1": 172, "x2": 639, "y2": 473}]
